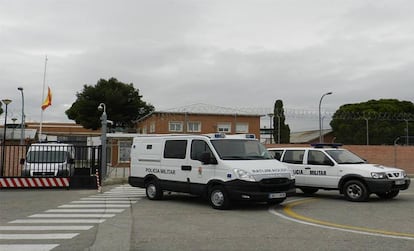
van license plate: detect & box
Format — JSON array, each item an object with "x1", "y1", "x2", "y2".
[
  {"x1": 269, "y1": 193, "x2": 286, "y2": 199},
  {"x1": 395, "y1": 180, "x2": 405, "y2": 185}
]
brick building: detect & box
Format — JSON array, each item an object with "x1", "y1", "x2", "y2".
[{"x1": 136, "y1": 103, "x2": 262, "y2": 139}]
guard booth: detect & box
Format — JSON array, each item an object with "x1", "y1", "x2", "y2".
[{"x1": 0, "y1": 143, "x2": 102, "y2": 189}]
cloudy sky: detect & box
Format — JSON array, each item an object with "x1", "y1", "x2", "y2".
[{"x1": 1, "y1": 0, "x2": 413, "y2": 131}]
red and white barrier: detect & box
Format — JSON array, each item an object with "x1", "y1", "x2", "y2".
[{"x1": 0, "y1": 177, "x2": 70, "y2": 188}]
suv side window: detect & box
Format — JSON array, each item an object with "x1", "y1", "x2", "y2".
[
  {"x1": 282, "y1": 150, "x2": 305, "y2": 164},
  {"x1": 308, "y1": 150, "x2": 333, "y2": 166},
  {"x1": 164, "y1": 140, "x2": 187, "y2": 159},
  {"x1": 270, "y1": 150, "x2": 283, "y2": 160}
]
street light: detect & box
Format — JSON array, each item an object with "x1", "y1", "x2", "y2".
[
  {"x1": 98, "y1": 103, "x2": 107, "y2": 181},
  {"x1": 18, "y1": 87, "x2": 25, "y2": 145},
  {"x1": 319, "y1": 92, "x2": 332, "y2": 143},
  {"x1": 267, "y1": 113, "x2": 273, "y2": 144},
  {"x1": 1, "y1": 99, "x2": 12, "y2": 176}
]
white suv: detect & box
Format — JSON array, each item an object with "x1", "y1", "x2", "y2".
[{"x1": 268, "y1": 144, "x2": 410, "y2": 202}]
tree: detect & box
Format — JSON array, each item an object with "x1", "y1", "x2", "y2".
[
  {"x1": 273, "y1": 100, "x2": 290, "y2": 143},
  {"x1": 330, "y1": 99, "x2": 414, "y2": 145},
  {"x1": 65, "y1": 77, "x2": 154, "y2": 130}
]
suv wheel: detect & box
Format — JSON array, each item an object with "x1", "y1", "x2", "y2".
[
  {"x1": 343, "y1": 180, "x2": 369, "y2": 202},
  {"x1": 145, "y1": 180, "x2": 163, "y2": 200},
  {"x1": 376, "y1": 190, "x2": 399, "y2": 199}
]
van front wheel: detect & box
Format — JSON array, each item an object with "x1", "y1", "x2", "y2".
[
  {"x1": 209, "y1": 185, "x2": 231, "y2": 210},
  {"x1": 145, "y1": 180, "x2": 163, "y2": 200}
]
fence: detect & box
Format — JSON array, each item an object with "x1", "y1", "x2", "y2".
[{"x1": 0, "y1": 143, "x2": 102, "y2": 188}]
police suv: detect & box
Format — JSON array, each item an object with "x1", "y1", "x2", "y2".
[
  {"x1": 268, "y1": 144, "x2": 410, "y2": 202},
  {"x1": 128, "y1": 134, "x2": 295, "y2": 209}
]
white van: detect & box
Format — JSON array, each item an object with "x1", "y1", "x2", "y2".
[
  {"x1": 129, "y1": 134, "x2": 295, "y2": 209},
  {"x1": 21, "y1": 143, "x2": 76, "y2": 177}
]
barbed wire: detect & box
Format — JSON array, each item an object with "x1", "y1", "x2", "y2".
[{"x1": 155, "y1": 105, "x2": 414, "y2": 122}]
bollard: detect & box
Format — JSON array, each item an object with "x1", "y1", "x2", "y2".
[{"x1": 96, "y1": 169, "x2": 102, "y2": 193}]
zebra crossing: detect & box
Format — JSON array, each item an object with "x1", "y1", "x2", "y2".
[{"x1": 0, "y1": 185, "x2": 146, "y2": 251}]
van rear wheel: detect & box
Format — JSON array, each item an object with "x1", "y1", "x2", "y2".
[
  {"x1": 209, "y1": 185, "x2": 231, "y2": 210},
  {"x1": 145, "y1": 180, "x2": 163, "y2": 200}
]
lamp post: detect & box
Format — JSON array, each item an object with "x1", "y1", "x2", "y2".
[
  {"x1": 267, "y1": 113, "x2": 273, "y2": 144},
  {"x1": 318, "y1": 92, "x2": 332, "y2": 143},
  {"x1": 1, "y1": 99, "x2": 12, "y2": 176},
  {"x1": 98, "y1": 103, "x2": 107, "y2": 181},
  {"x1": 18, "y1": 87, "x2": 25, "y2": 145}
]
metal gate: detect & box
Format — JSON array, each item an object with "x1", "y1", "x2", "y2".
[{"x1": 0, "y1": 144, "x2": 102, "y2": 189}]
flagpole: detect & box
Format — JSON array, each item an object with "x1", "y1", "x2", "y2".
[{"x1": 39, "y1": 55, "x2": 48, "y2": 142}]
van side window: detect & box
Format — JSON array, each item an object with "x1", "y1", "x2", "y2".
[
  {"x1": 191, "y1": 140, "x2": 212, "y2": 161},
  {"x1": 282, "y1": 150, "x2": 305, "y2": 164},
  {"x1": 164, "y1": 140, "x2": 187, "y2": 159},
  {"x1": 308, "y1": 150, "x2": 332, "y2": 166}
]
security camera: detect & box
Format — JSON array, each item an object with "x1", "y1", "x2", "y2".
[{"x1": 97, "y1": 103, "x2": 104, "y2": 111}]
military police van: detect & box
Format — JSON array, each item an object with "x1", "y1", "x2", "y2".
[
  {"x1": 268, "y1": 144, "x2": 410, "y2": 202},
  {"x1": 21, "y1": 143, "x2": 76, "y2": 177},
  {"x1": 128, "y1": 134, "x2": 295, "y2": 209}
]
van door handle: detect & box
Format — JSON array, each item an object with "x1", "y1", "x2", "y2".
[
  {"x1": 305, "y1": 167, "x2": 311, "y2": 170},
  {"x1": 181, "y1": 165, "x2": 192, "y2": 171}
]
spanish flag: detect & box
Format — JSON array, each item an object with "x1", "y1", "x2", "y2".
[{"x1": 41, "y1": 86, "x2": 52, "y2": 110}]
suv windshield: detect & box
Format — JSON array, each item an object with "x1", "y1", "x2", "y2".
[
  {"x1": 211, "y1": 139, "x2": 272, "y2": 160},
  {"x1": 325, "y1": 149, "x2": 366, "y2": 164}
]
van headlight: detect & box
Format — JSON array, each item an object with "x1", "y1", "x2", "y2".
[
  {"x1": 234, "y1": 169, "x2": 256, "y2": 182},
  {"x1": 371, "y1": 172, "x2": 387, "y2": 179},
  {"x1": 402, "y1": 171, "x2": 407, "y2": 177}
]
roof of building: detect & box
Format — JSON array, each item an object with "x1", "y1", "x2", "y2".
[
  {"x1": 138, "y1": 103, "x2": 263, "y2": 122},
  {"x1": 290, "y1": 129, "x2": 332, "y2": 143},
  {"x1": 159, "y1": 103, "x2": 262, "y2": 116}
]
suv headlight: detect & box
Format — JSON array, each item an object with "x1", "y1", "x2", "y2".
[
  {"x1": 234, "y1": 169, "x2": 255, "y2": 182},
  {"x1": 402, "y1": 171, "x2": 407, "y2": 177},
  {"x1": 371, "y1": 172, "x2": 387, "y2": 179}
]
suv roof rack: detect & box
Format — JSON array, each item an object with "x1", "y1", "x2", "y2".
[{"x1": 311, "y1": 143, "x2": 343, "y2": 148}]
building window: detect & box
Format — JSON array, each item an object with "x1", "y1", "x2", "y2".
[
  {"x1": 217, "y1": 122, "x2": 231, "y2": 133},
  {"x1": 118, "y1": 140, "x2": 132, "y2": 163},
  {"x1": 150, "y1": 122, "x2": 156, "y2": 133},
  {"x1": 187, "y1": 121, "x2": 201, "y2": 132},
  {"x1": 169, "y1": 121, "x2": 183, "y2": 132},
  {"x1": 236, "y1": 123, "x2": 249, "y2": 133}
]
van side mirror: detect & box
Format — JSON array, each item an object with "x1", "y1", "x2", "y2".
[
  {"x1": 20, "y1": 158, "x2": 25, "y2": 165},
  {"x1": 200, "y1": 152, "x2": 217, "y2": 165}
]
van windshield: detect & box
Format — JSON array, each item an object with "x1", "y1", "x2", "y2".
[
  {"x1": 211, "y1": 139, "x2": 272, "y2": 160},
  {"x1": 27, "y1": 151, "x2": 68, "y2": 163}
]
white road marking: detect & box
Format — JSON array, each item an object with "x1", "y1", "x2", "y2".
[
  {"x1": 45, "y1": 209, "x2": 125, "y2": 213},
  {"x1": 0, "y1": 225, "x2": 93, "y2": 231},
  {"x1": 0, "y1": 244, "x2": 59, "y2": 251},
  {"x1": 58, "y1": 204, "x2": 130, "y2": 208},
  {"x1": 28, "y1": 213, "x2": 115, "y2": 218},
  {"x1": 10, "y1": 219, "x2": 106, "y2": 224},
  {"x1": 0, "y1": 233, "x2": 78, "y2": 239},
  {"x1": 70, "y1": 200, "x2": 137, "y2": 203}
]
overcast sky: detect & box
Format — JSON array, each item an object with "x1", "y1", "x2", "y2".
[{"x1": 1, "y1": 0, "x2": 413, "y2": 132}]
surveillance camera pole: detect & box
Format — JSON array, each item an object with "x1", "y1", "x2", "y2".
[{"x1": 99, "y1": 103, "x2": 107, "y2": 184}]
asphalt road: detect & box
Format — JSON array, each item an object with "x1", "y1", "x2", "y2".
[{"x1": 0, "y1": 181, "x2": 413, "y2": 251}]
